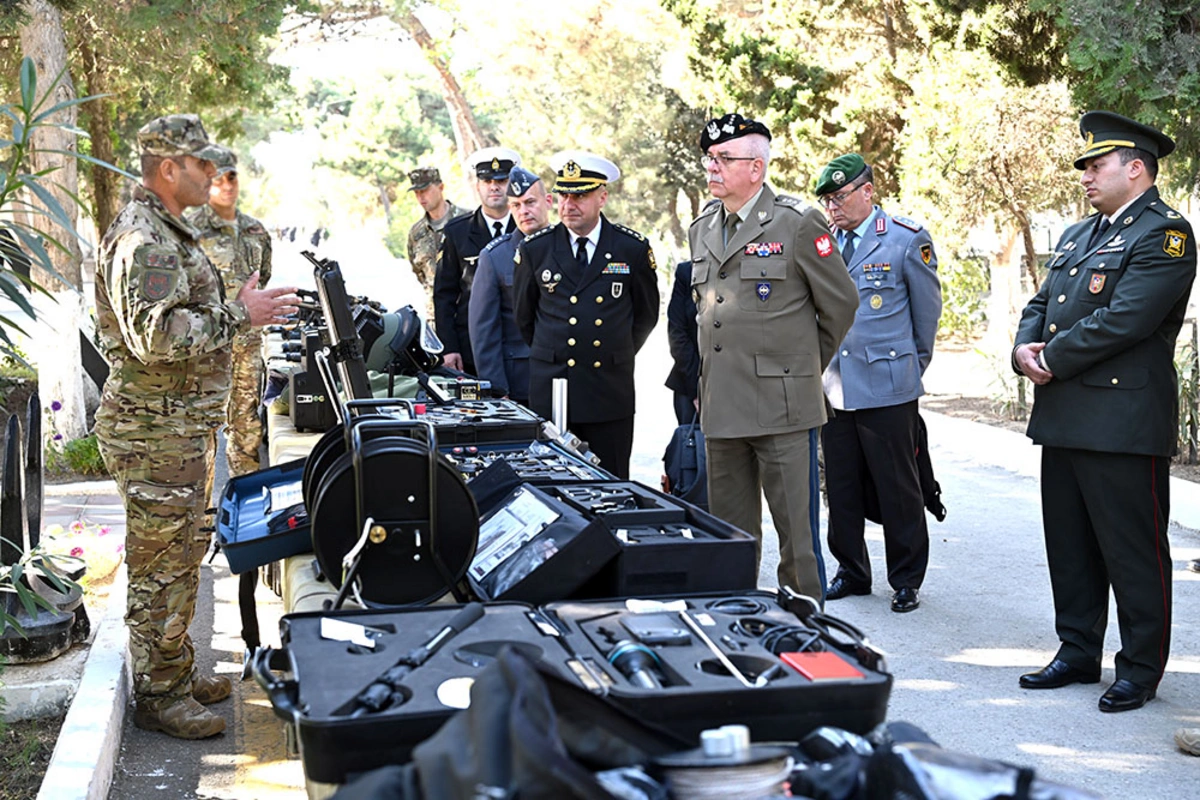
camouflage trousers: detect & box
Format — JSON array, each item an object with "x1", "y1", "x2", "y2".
[
  {"x1": 99, "y1": 430, "x2": 216, "y2": 706},
  {"x1": 225, "y1": 334, "x2": 264, "y2": 477}
]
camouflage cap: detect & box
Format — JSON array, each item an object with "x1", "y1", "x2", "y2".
[
  {"x1": 209, "y1": 145, "x2": 238, "y2": 175},
  {"x1": 137, "y1": 114, "x2": 223, "y2": 161},
  {"x1": 408, "y1": 166, "x2": 442, "y2": 191}
]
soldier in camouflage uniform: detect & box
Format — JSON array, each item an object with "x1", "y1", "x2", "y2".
[
  {"x1": 186, "y1": 146, "x2": 273, "y2": 478},
  {"x1": 95, "y1": 115, "x2": 298, "y2": 740},
  {"x1": 406, "y1": 166, "x2": 465, "y2": 315}
]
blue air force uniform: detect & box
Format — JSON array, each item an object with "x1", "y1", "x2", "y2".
[
  {"x1": 469, "y1": 231, "x2": 533, "y2": 403},
  {"x1": 822, "y1": 206, "x2": 942, "y2": 594}
]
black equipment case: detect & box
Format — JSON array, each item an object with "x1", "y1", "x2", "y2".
[{"x1": 253, "y1": 590, "x2": 892, "y2": 785}]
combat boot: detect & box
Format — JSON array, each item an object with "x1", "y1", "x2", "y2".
[
  {"x1": 134, "y1": 696, "x2": 226, "y2": 739},
  {"x1": 192, "y1": 674, "x2": 232, "y2": 705}
]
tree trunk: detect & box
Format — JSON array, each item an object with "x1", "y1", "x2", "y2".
[
  {"x1": 21, "y1": 0, "x2": 87, "y2": 442},
  {"x1": 395, "y1": 8, "x2": 492, "y2": 188},
  {"x1": 77, "y1": 28, "x2": 120, "y2": 237}
]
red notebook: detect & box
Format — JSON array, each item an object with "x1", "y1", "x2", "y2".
[{"x1": 780, "y1": 651, "x2": 865, "y2": 682}]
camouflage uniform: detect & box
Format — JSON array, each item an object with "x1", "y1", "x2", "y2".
[
  {"x1": 188, "y1": 202, "x2": 272, "y2": 477},
  {"x1": 407, "y1": 200, "x2": 466, "y2": 296},
  {"x1": 95, "y1": 116, "x2": 246, "y2": 711}
]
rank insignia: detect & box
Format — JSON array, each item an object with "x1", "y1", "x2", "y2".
[
  {"x1": 1063, "y1": 242, "x2": 1077, "y2": 251},
  {"x1": 875, "y1": 216, "x2": 886, "y2": 234},
  {"x1": 1168, "y1": 211, "x2": 1182, "y2": 219},
  {"x1": 869, "y1": 294, "x2": 883, "y2": 310},
  {"x1": 1165, "y1": 230, "x2": 1188, "y2": 258},
  {"x1": 757, "y1": 281, "x2": 771, "y2": 301},
  {"x1": 143, "y1": 251, "x2": 178, "y2": 269},
  {"x1": 602, "y1": 262, "x2": 630, "y2": 275},
  {"x1": 1089, "y1": 274, "x2": 1106, "y2": 294},
  {"x1": 141, "y1": 270, "x2": 174, "y2": 301},
  {"x1": 612, "y1": 282, "x2": 624, "y2": 298},
  {"x1": 815, "y1": 234, "x2": 834, "y2": 258},
  {"x1": 920, "y1": 243, "x2": 932, "y2": 265},
  {"x1": 1123, "y1": 216, "x2": 1133, "y2": 225}
]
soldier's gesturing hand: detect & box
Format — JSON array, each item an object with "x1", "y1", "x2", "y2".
[{"x1": 238, "y1": 271, "x2": 300, "y2": 327}]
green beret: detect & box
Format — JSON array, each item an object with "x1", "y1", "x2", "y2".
[{"x1": 815, "y1": 154, "x2": 868, "y2": 197}]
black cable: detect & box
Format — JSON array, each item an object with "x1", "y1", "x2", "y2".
[
  {"x1": 759, "y1": 625, "x2": 822, "y2": 656},
  {"x1": 706, "y1": 597, "x2": 770, "y2": 616}
]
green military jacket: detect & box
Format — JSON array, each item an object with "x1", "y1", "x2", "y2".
[
  {"x1": 1015, "y1": 187, "x2": 1197, "y2": 456},
  {"x1": 95, "y1": 186, "x2": 249, "y2": 440}
]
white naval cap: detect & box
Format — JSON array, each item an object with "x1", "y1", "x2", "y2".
[
  {"x1": 468, "y1": 146, "x2": 521, "y2": 179},
  {"x1": 549, "y1": 150, "x2": 620, "y2": 194}
]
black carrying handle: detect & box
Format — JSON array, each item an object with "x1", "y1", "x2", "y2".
[{"x1": 250, "y1": 646, "x2": 303, "y2": 722}]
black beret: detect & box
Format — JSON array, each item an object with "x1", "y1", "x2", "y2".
[{"x1": 699, "y1": 113, "x2": 772, "y2": 151}]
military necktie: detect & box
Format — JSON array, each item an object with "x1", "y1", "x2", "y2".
[
  {"x1": 575, "y1": 236, "x2": 589, "y2": 273},
  {"x1": 1088, "y1": 217, "x2": 1111, "y2": 250},
  {"x1": 492, "y1": 220, "x2": 503, "y2": 239},
  {"x1": 723, "y1": 212, "x2": 740, "y2": 247},
  {"x1": 841, "y1": 232, "x2": 857, "y2": 264}
]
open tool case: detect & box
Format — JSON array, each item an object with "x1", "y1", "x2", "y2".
[
  {"x1": 253, "y1": 591, "x2": 891, "y2": 785},
  {"x1": 215, "y1": 458, "x2": 311, "y2": 573}
]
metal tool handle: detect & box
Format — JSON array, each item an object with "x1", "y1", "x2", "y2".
[{"x1": 680, "y1": 611, "x2": 754, "y2": 688}]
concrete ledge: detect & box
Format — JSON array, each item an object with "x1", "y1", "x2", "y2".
[
  {"x1": 37, "y1": 565, "x2": 129, "y2": 800},
  {"x1": 45, "y1": 479, "x2": 120, "y2": 497}
]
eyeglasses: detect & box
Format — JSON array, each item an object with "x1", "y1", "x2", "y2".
[
  {"x1": 819, "y1": 182, "x2": 866, "y2": 208},
  {"x1": 701, "y1": 153, "x2": 758, "y2": 169}
]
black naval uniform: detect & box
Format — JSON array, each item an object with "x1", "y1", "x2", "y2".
[
  {"x1": 434, "y1": 207, "x2": 515, "y2": 376},
  {"x1": 514, "y1": 215, "x2": 659, "y2": 479},
  {"x1": 1014, "y1": 186, "x2": 1196, "y2": 689}
]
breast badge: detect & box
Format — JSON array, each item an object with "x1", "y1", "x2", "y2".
[
  {"x1": 1089, "y1": 274, "x2": 1106, "y2": 294},
  {"x1": 757, "y1": 281, "x2": 771, "y2": 302},
  {"x1": 612, "y1": 282, "x2": 624, "y2": 298},
  {"x1": 541, "y1": 269, "x2": 561, "y2": 293},
  {"x1": 1164, "y1": 230, "x2": 1188, "y2": 258},
  {"x1": 869, "y1": 294, "x2": 883, "y2": 310}
]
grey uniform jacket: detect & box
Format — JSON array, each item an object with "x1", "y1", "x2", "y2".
[
  {"x1": 823, "y1": 207, "x2": 942, "y2": 410},
  {"x1": 1014, "y1": 186, "x2": 1197, "y2": 456},
  {"x1": 689, "y1": 186, "x2": 858, "y2": 438}
]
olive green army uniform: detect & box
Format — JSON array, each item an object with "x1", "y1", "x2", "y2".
[
  {"x1": 96, "y1": 180, "x2": 248, "y2": 711},
  {"x1": 188, "y1": 203, "x2": 272, "y2": 477}
]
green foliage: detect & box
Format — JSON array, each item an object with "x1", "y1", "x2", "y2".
[
  {"x1": 1176, "y1": 335, "x2": 1200, "y2": 463},
  {"x1": 938, "y1": 251, "x2": 990, "y2": 341},
  {"x1": 45, "y1": 433, "x2": 106, "y2": 478},
  {"x1": 0, "y1": 542, "x2": 82, "y2": 636},
  {"x1": 0, "y1": 57, "x2": 131, "y2": 362}
]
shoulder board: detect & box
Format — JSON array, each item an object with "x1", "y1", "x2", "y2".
[
  {"x1": 444, "y1": 213, "x2": 473, "y2": 233},
  {"x1": 482, "y1": 233, "x2": 512, "y2": 253},
  {"x1": 773, "y1": 195, "x2": 811, "y2": 215},
  {"x1": 1147, "y1": 201, "x2": 1185, "y2": 221},
  {"x1": 612, "y1": 223, "x2": 646, "y2": 242},
  {"x1": 690, "y1": 202, "x2": 721, "y2": 227},
  {"x1": 891, "y1": 215, "x2": 923, "y2": 232},
  {"x1": 523, "y1": 225, "x2": 554, "y2": 243}
]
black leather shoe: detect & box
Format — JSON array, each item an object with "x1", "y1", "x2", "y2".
[
  {"x1": 827, "y1": 576, "x2": 871, "y2": 600},
  {"x1": 1098, "y1": 679, "x2": 1156, "y2": 713},
  {"x1": 1019, "y1": 659, "x2": 1101, "y2": 689},
  {"x1": 890, "y1": 587, "x2": 919, "y2": 613}
]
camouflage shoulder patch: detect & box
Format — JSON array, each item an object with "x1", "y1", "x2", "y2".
[
  {"x1": 613, "y1": 223, "x2": 646, "y2": 242},
  {"x1": 134, "y1": 244, "x2": 179, "y2": 270},
  {"x1": 892, "y1": 215, "x2": 923, "y2": 232},
  {"x1": 245, "y1": 222, "x2": 267, "y2": 235},
  {"x1": 140, "y1": 268, "x2": 178, "y2": 301}
]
